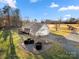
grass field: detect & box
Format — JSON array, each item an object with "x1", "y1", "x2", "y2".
[
  {"x1": 0, "y1": 29, "x2": 76, "y2": 59},
  {"x1": 48, "y1": 24, "x2": 79, "y2": 36}
]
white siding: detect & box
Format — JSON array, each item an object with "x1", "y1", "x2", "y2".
[{"x1": 36, "y1": 24, "x2": 49, "y2": 36}]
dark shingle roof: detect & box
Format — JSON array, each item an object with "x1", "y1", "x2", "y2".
[
  {"x1": 25, "y1": 22, "x2": 35, "y2": 28},
  {"x1": 30, "y1": 23, "x2": 43, "y2": 34}
]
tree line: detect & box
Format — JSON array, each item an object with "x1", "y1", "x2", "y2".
[
  {"x1": 0, "y1": 5, "x2": 22, "y2": 29},
  {"x1": 44, "y1": 18, "x2": 79, "y2": 24}
]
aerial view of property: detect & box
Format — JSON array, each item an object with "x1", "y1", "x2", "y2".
[{"x1": 0, "y1": 0, "x2": 79, "y2": 59}]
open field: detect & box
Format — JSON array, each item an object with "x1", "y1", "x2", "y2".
[
  {"x1": 0, "y1": 30, "x2": 76, "y2": 59},
  {"x1": 48, "y1": 24, "x2": 79, "y2": 36}
]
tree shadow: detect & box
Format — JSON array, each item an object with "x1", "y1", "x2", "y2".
[
  {"x1": 0, "y1": 32, "x2": 3, "y2": 39},
  {"x1": 0, "y1": 29, "x2": 10, "y2": 41},
  {"x1": 5, "y1": 30, "x2": 19, "y2": 59}
]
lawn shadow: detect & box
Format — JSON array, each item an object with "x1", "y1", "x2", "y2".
[{"x1": 5, "y1": 30, "x2": 19, "y2": 59}]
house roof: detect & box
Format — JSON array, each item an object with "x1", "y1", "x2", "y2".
[
  {"x1": 26, "y1": 22, "x2": 48, "y2": 35},
  {"x1": 30, "y1": 23, "x2": 43, "y2": 34},
  {"x1": 23, "y1": 22, "x2": 35, "y2": 28}
]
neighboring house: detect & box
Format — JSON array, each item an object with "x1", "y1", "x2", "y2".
[{"x1": 22, "y1": 22, "x2": 49, "y2": 36}]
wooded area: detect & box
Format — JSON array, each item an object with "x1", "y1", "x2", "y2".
[{"x1": 0, "y1": 5, "x2": 22, "y2": 29}]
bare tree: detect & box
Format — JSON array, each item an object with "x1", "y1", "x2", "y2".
[
  {"x1": 0, "y1": 9, "x2": 3, "y2": 27},
  {"x1": 13, "y1": 9, "x2": 21, "y2": 27},
  {"x1": 55, "y1": 21, "x2": 58, "y2": 31},
  {"x1": 3, "y1": 5, "x2": 11, "y2": 27},
  {"x1": 58, "y1": 18, "x2": 62, "y2": 30}
]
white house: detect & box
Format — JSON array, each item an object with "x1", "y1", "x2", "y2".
[
  {"x1": 23, "y1": 22, "x2": 49, "y2": 36},
  {"x1": 35, "y1": 24, "x2": 49, "y2": 36}
]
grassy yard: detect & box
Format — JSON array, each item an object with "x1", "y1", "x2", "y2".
[
  {"x1": 48, "y1": 24, "x2": 79, "y2": 36},
  {"x1": 0, "y1": 29, "x2": 76, "y2": 59}
]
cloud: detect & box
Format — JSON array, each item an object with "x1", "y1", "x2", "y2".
[
  {"x1": 0, "y1": 0, "x2": 16, "y2": 8},
  {"x1": 63, "y1": 17, "x2": 68, "y2": 20},
  {"x1": 63, "y1": 14, "x2": 71, "y2": 20},
  {"x1": 59, "y1": 5, "x2": 79, "y2": 11},
  {"x1": 30, "y1": 0, "x2": 38, "y2": 3},
  {"x1": 0, "y1": 0, "x2": 3, "y2": 2},
  {"x1": 50, "y1": 2, "x2": 59, "y2": 8},
  {"x1": 65, "y1": 14, "x2": 71, "y2": 17}
]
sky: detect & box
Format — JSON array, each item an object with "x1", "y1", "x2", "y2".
[{"x1": 0, "y1": 0, "x2": 79, "y2": 21}]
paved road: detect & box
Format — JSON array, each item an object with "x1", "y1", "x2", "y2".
[
  {"x1": 66, "y1": 33, "x2": 79, "y2": 42},
  {"x1": 48, "y1": 33, "x2": 79, "y2": 58}
]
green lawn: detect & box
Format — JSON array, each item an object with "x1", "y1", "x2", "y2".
[{"x1": 0, "y1": 29, "x2": 76, "y2": 59}]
